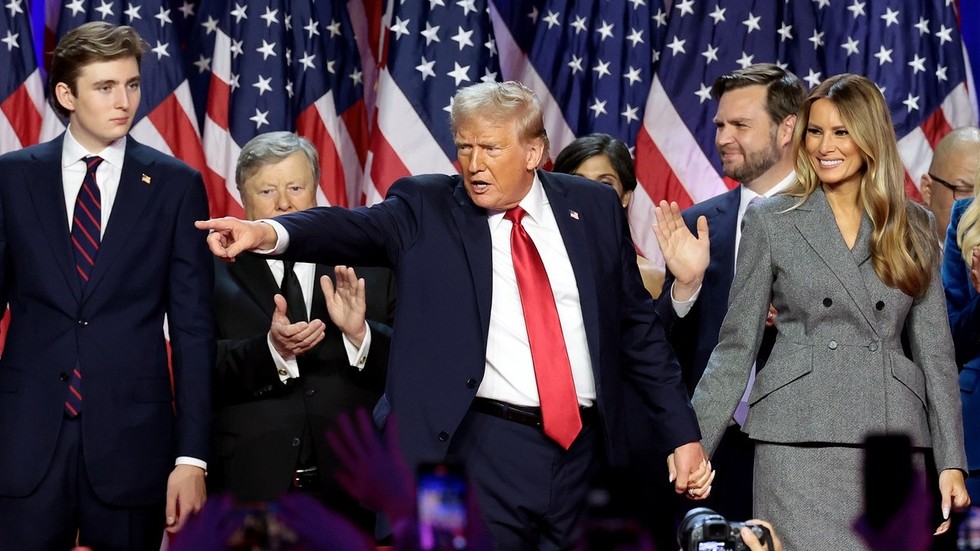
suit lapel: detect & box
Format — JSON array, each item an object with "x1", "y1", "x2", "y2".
[
  {"x1": 85, "y1": 139, "x2": 157, "y2": 296},
  {"x1": 229, "y1": 253, "x2": 281, "y2": 318},
  {"x1": 540, "y1": 172, "x2": 601, "y2": 375},
  {"x1": 793, "y1": 187, "x2": 878, "y2": 332},
  {"x1": 711, "y1": 186, "x2": 741, "y2": 287},
  {"x1": 26, "y1": 136, "x2": 82, "y2": 301},
  {"x1": 450, "y1": 181, "x2": 493, "y2": 339}
]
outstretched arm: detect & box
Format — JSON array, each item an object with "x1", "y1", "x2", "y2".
[{"x1": 194, "y1": 217, "x2": 280, "y2": 260}]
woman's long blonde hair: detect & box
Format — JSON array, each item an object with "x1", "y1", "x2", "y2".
[
  {"x1": 784, "y1": 74, "x2": 937, "y2": 296},
  {"x1": 956, "y1": 164, "x2": 980, "y2": 266}
]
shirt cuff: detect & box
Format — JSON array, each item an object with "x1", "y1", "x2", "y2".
[
  {"x1": 268, "y1": 331, "x2": 300, "y2": 381},
  {"x1": 343, "y1": 322, "x2": 372, "y2": 371},
  {"x1": 671, "y1": 281, "x2": 702, "y2": 318},
  {"x1": 175, "y1": 456, "x2": 207, "y2": 472},
  {"x1": 255, "y1": 219, "x2": 290, "y2": 255}
]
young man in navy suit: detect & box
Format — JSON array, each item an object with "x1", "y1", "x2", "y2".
[
  {"x1": 198, "y1": 81, "x2": 710, "y2": 548},
  {"x1": 0, "y1": 22, "x2": 213, "y2": 549}
]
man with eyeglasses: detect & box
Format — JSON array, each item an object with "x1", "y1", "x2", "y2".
[{"x1": 921, "y1": 127, "x2": 980, "y2": 246}]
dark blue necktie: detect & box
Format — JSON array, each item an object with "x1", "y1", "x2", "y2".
[{"x1": 66, "y1": 156, "x2": 102, "y2": 417}]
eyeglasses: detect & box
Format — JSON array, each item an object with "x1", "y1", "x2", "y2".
[{"x1": 929, "y1": 173, "x2": 975, "y2": 200}]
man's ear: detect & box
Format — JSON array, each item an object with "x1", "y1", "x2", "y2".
[
  {"x1": 920, "y1": 173, "x2": 933, "y2": 204},
  {"x1": 54, "y1": 82, "x2": 75, "y2": 114},
  {"x1": 525, "y1": 137, "x2": 545, "y2": 170},
  {"x1": 777, "y1": 114, "x2": 797, "y2": 149}
]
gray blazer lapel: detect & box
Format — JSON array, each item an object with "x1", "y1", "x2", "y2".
[
  {"x1": 794, "y1": 187, "x2": 878, "y2": 333},
  {"x1": 450, "y1": 183, "x2": 493, "y2": 341}
]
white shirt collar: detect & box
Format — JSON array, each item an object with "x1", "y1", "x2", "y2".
[
  {"x1": 740, "y1": 170, "x2": 796, "y2": 209},
  {"x1": 62, "y1": 125, "x2": 127, "y2": 169},
  {"x1": 488, "y1": 172, "x2": 546, "y2": 230}
]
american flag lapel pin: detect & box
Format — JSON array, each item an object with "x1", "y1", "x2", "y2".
[
  {"x1": 141, "y1": 174, "x2": 152, "y2": 184},
  {"x1": 569, "y1": 210, "x2": 579, "y2": 220}
]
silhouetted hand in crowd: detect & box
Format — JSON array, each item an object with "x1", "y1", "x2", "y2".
[
  {"x1": 854, "y1": 471, "x2": 931, "y2": 551},
  {"x1": 740, "y1": 519, "x2": 782, "y2": 551},
  {"x1": 326, "y1": 408, "x2": 416, "y2": 525},
  {"x1": 276, "y1": 492, "x2": 373, "y2": 551},
  {"x1": 168, "y1": 494, "x2": 239, "y2": 551}
]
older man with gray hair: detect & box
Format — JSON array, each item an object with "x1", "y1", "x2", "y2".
[{"x1": 207, "y1": 131, "x2": 396, "y2": 530}]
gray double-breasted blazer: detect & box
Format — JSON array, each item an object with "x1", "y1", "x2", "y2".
[{"x1": 692, "y1": 186, "x2": 966, "y2": 473}]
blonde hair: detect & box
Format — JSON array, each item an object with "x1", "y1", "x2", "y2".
[
  {"x1": 785, "y1": 74, "x2": 936, "y2": 296},
  {"x1": 956, "y1": 162, "x2": 980, "y2": 266}
]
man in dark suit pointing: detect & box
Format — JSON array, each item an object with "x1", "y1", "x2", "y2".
[{"x1": 198, "y1": 81, "x2": 709, "y2": 548}]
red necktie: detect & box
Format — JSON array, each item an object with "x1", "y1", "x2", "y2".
[
  {"x1": 66, "y1": 156, "x2": 102, "y2": 417},
  {"x1": 505, "y1": 207, "x2": 581, "y2": 449}
]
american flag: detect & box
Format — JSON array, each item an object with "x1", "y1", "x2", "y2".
[
  {"x1": 0, "y1": 0, "x2": 43, "y2": 154},
  {"x1": 364, "y1": 0, "x2": 500, "y2": 203},
  {"x1": 489, "y1": 0, "x2": 669, "y2": 263},
  {"x1": 189, "y1": 0, "x2": 368, "y2": 212},
  {"x1": 44, "y1": 0, "x2": 222, "y2": 216},
  {"x1": 639, "y1": 0, "x2": 976, "y2": 220}
]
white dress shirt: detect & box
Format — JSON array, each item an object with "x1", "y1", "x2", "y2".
[
  {"x1": 480, "y1": 175, "x2": 595, "y2": 407},
  {"x1": 265, "y1": 259, "x2": 372, "y2": 382}
]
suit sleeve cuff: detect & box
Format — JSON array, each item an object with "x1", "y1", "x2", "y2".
[
  {"x1": 267, "y1": 332, "x2": 300, "y2": 381},
  {"x1": 255, "y1": 219, "x2": 290, "y2": 255},
  {"x1": 175, "y1": 457, "x2": 207, "y2": 472},
  {"x1": 671, "y1": 282, "x2": 701, "y2": 318},
  {"x1": 344, "y1": 322, "x2": 372, "y2": 371}
]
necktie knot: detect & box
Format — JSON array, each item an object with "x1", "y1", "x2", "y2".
[
  {"x1": 504, "y1": 206, "x2": 527, "y2": 225},
  {"x1": 85, "y1": 155, "x2": 104, "y2": 174}
]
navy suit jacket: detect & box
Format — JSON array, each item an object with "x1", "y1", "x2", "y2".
[
  {"x1": 209, "y1": 253, "x2": 395, "y2": 500},
  {"x1": 273, "y1": 170, "x2": 700, "y2": 469},
  {"x1": 656, "y1": 186, "x2": 776, "y2": 395},
  {"x1": 943, "y1": 198, "x2": 980, "y2": 471},
  {"x1": 0, "y1": 135, "x2": 214, "y2": 506}
]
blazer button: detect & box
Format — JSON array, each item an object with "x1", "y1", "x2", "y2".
[
  {"x1": 828, "y1": 340, "x2": 838, "y2": 350},
  {"x1": 438, "y1": 431, "x2": 449, "y2": 442},
  {"x1": 822, "y1": 298, "x2": 832, "y2": 307},
  {"x1": 875, "y1": 301, "x2": 885, "y2": 311},
  {"x1": 77, "y1": 319, "x2": 88, "y2": 327},
  {"x1": 291, "y1": 437, "x2": 301, "y2": 447},
  {"x1": 869, "y1": 342, "x2": 879, "y2": 352},
  {"x1": 305, "y1": 389, "x2": 316, "y2": 397},
  {"x1": 465, "y1": 378, "x2": 477, "y2": 389},
  {"x1": 59, "y1": 372, "x2": 70, "y2": 382}
]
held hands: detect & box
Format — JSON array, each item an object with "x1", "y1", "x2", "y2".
[
  {"x1": 667, "y1": 441, "x2": 715, "y2": 499},
  {"x1": 194, "y1": 217, "x2": 279, "y2": 261},
  {"x1": 165, "y1": 464, "x2": 207, "y2": 533},
  {"x1": 321, "y1": 267, "x2": 367, "y2": 347},
  {"x1": 269, "y1": 294, "x2": 326, "y2": 358},
  {"x1": 652, "y1": 200, "x2": 709, "y2": 301},
  {"x1": 935, "y1": 468, "x2": 971, "y2": 535}
]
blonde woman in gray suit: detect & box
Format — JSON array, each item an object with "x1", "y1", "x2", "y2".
[{"x1": 689, "y1": 73, "x2": 970, "y2": 548}]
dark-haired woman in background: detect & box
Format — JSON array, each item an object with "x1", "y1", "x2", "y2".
[{"x1": 553, "y1": 133, "x2": 665, "y2": 298}]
